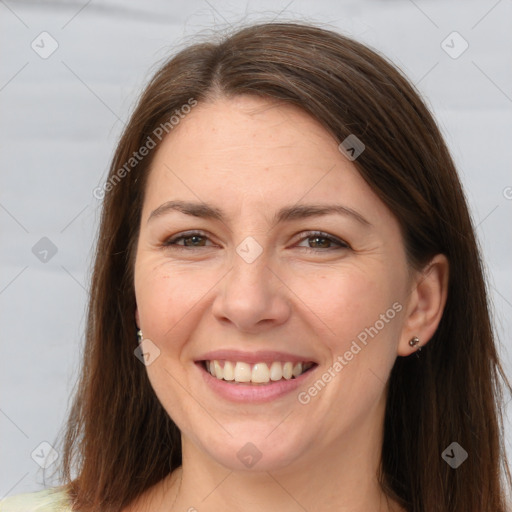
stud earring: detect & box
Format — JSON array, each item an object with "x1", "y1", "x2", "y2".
[
  {"x1": 409, "y1": 336, "x2": 421, "y2": 351},
  {"x1": 137, "y1": 329, "x2": 143, "y2": 344}
]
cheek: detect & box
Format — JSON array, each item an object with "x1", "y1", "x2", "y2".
[
  {"x1": 134, "y1": 260, "x2": 209, "y2": 428},
  {"x1": 300, "y1": 267, "x2": 403, "y2": 399},
  {"x1": 134, "y1": 257, "x2": 221, "y2": 355},
  {"x1": 298, "y1": 266, "x2": 400, "y2": 345},
  {"x1": 304, "y1": 274, "x2": 402, "y2": 412}
]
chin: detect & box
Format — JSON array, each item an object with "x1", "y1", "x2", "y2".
[{"x1": 196, "y1": 428, "x2": 309, "y2": 472}]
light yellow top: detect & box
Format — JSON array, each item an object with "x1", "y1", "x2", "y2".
[{"x1": 0, "y1": 487, "x2": 73, "y2": 512}]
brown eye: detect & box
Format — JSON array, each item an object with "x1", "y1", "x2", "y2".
[
  {"x1": 163, "y1": 231, "x2": 214, "y2": 249},
  {"x1": 296, "y1": 231, "x2": 350, "y2": 251}
]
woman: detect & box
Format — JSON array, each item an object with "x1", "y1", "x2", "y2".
[{"x1": 1, "y1": 21, "x2": 510, "y2": 512}]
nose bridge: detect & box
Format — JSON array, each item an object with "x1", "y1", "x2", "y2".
[{"x1": 228, "y1": 239, "x2": 272, "y2": 296}]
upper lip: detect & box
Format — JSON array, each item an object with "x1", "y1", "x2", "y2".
[{"x1": 195, "y1": 349, "x2": 318, "y2": 365}]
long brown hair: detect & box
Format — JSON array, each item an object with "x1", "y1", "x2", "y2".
[{"x1": 53, "y1": 22, "x2": 512, "y2": 511}]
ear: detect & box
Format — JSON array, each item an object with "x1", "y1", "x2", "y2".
[{"x1": 397, "y1": 254, "x2": 449, "y2": 356}]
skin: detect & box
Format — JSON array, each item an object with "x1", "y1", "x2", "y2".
[{"x1": 131, "y1": 95, "x2": 449, "y2": 512}]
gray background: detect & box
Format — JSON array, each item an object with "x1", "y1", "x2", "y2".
[{"x1": 1, "y1": 0, "x2": 511, "y2": 498}]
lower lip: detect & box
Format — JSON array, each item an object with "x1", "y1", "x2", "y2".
[{"x1": 196, "y1": 362, "x2": 317, "y2": 403}]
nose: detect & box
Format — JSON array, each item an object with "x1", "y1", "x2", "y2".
[{"x1": 211, "y1": 248, "x2": 291, "y2": 334}]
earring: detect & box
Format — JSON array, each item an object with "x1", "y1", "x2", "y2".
[
  {"x1": 137, "y1": 329, "x2": 143, "y2": 344},
  {"x1": 409, "y1": 336, "x2": 421, "y2": 351}
]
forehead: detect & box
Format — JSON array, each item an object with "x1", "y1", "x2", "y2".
[{"x1": 142, "y1": 95, "x2": 391, "y2": 228}]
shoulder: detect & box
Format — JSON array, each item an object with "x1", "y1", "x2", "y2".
[{"x1": 0, "y1": 486, "x2": 73, "y2": 512}]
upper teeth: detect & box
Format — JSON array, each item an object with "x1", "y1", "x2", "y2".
[{"x1": 205, "y1": 360, "x2": 313, "y2": 384}]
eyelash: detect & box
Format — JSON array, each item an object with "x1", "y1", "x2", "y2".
[{"x1": 162, "y1": 230, "x2": 350, "y2": 252}]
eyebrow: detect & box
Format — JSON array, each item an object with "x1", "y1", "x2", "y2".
[{"x1": 147, "y1": 200, "x2": 372, "y2": 227}]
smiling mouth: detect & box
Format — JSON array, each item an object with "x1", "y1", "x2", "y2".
[{"x1": 200, "y1": 360, "x2": 317, "y2": 385}]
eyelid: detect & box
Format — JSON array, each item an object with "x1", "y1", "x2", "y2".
[
  {"x1": 295, "y1": 230, "x2": 351, "y2": 250},
  {"x1": 162, "y1": 229, "x2": 215, "y2": 247}
]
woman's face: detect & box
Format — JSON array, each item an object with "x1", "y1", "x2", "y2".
[{"x1": 134, "y1": 95, "x2": 413, "y2": 472}]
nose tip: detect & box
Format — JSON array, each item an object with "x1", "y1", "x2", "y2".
[{"x1": 212, "y1": 258, "x2": 291, "y2": 333}]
